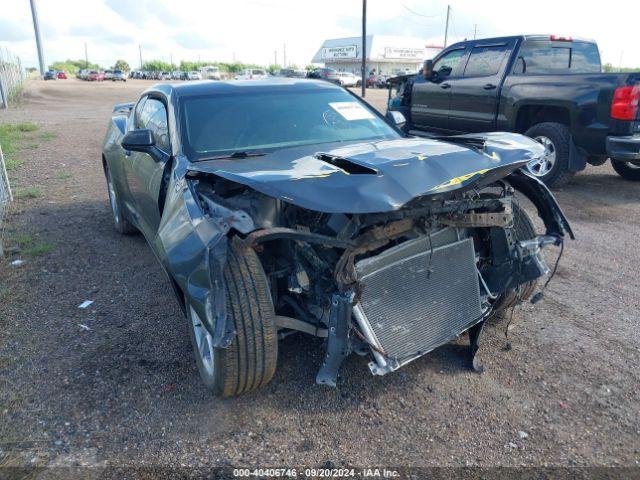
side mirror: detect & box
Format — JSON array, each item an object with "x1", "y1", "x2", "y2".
[
  {"x1": 121, "y1": 129, "x2": 169, "y2": 162},
  {"x1": 122, "y1": 129, "x2": 154, "y2": 152},
  {"x1": 423, "y1": 59, "x2": 434, "y2": 80},
  {"x1": 386, "y1": 110, "x2": 406, "y2": 128}
]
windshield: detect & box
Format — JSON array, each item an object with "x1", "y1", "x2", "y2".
[{"x1": 180, "y1": 88, "x2": 399, "y2": 160}]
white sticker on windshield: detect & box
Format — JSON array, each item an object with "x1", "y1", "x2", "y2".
[{"x1": 329, "y1": 102, "x2": 375, "y2": 121}]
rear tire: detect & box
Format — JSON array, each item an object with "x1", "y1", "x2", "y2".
[
  {"x1": 524, "y1": 122, "x2": 575, "y2": 188},
  {"x1": 105, "y1": 164, "x2": 137, "y2": 234},
  {"x1": 611, "y1": 160, "x2": 640, "y2": 181},
  {"x1": 491, "y1": 201, "x2": 538, "y2": 315},
  {"x1": 187, "y1": 236, "x2": 278, "y2": 397}
]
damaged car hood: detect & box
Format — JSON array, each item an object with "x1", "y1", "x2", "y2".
[{"x1": 188, "y1": 132, "x2": 545, "y2": 213}]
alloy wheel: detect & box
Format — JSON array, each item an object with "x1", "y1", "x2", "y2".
[
  {"x1": 527, "y1": 136, "x2": 557, "y2": 177},
  {"x1": 189, "y1": 306, "x2": 215, "y2": 377}
]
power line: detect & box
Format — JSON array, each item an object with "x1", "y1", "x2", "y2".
[{"x1": 400, "y1": 3, "x2": 442, "y2": 18}]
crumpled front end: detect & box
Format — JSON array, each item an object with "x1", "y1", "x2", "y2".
[{"x1": 173, "y1": 155, "x2": 572, "y2": 386}]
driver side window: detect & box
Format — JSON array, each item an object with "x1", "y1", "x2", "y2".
[
  {"x1": 136, "y1": 97, "x2": 170, "y2": 153},
  {"x1": 432, "y1": 49, "x2": 466, "y2": 78}
]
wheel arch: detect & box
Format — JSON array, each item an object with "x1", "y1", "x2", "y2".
[{"x1": 514, "y1": 104, "x2": 571, "y2": 133}]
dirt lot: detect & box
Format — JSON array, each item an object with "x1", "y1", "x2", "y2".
[{"x1": 0, "y1": 80, "x2": 639, "y2": 475}]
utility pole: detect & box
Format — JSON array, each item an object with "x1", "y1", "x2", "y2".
[
  {"x1": 283, "y1": 43, "x2": 287, "y2": 68},
  {"x1": 274, "y1": 50, "x2": 278, "y2": 66},
  {"x1": 618, "y1": 51, "x2": 624, "y2": 71},
  {"x1": 444, "y1": 5, "x2": 451, "y2": 47},
  {"x1": 361, "y1": 0, "x2": 366, "y2": 97},
  {"x1": 473, "y1": 24, "x2": 477, "y2": 39},
  {"x1": 29, "y1": 0, "x2": 46, "y2": 75},
  {"x1": 170, "y1": 53, "x2": 173, "y2": 67},
  {"x1": 84, "y1": 43, "x2": 88, "y2": 69},
  {"x1": 139, "y1": 45, "x2": 143, "y2": 69}
]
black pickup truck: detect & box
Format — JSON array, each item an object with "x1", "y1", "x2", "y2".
[{"x1": 387, "y1": 35, "x2": 640, "y2": 186}]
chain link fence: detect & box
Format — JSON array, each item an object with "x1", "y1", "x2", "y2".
[
  {"x1": 0, "y1": 47, "x2": 27, "y2": 109},
  {"x1": 0, "y1": 145, "x2": 13, "y2": 256}
]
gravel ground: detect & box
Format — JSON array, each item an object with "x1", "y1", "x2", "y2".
[{"x1": 0, "y1": 80, "x2": 639, "y2": 475}]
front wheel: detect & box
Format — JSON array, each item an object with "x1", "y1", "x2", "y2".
[
  {"x1": 611, "y1": 160, "x2": 640, "y2": 181},
  {"x1": 524, "y1": 122, "x2": 575, "y2": 188},
  {"x1": 187, "y1": 236, "x2": 278, "y2": 396},
  {"x1": 490, "y1": 201, "x2": 538, "y2": 316}
]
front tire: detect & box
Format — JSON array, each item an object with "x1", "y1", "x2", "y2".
[
  {"x1": 187, "y1": 236, "x2": 278, "y2": 397},
  {"x1": 524, "y1": 122, "x2": 575, "y2": 188},
  {"x1": 611, "y1": 160, "x2": 640, "y2": 181},
  {"x1": 491, "y1": 201, "x2": 538, "y2": 315}
]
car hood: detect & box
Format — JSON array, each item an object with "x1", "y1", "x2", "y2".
[{"x1": 187, "y1": 132, "x2": 544, "y2": 213}]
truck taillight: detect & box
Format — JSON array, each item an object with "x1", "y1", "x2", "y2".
[
  {"x1": 550, "y1": 35, "x2": 572, "y2": 42},
  {"x1": 611, "y1": 85, "x2": 640, "y2": 121}
]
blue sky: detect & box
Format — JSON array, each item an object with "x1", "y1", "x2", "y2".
[{"x1": 2, "y1": 0, "x2": 638, "y2": 69}]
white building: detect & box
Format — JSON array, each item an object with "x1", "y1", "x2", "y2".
[{"x1": 311, "y1": 35, "x2": 442, "y2": 76}]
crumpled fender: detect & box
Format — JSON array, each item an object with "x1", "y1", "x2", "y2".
[
  {"x1": 153, "y1": 157, "x2": 235, "y2": 347},
  {"x1": 507, "y1": 169, "x2": 575, "y2": 240}
]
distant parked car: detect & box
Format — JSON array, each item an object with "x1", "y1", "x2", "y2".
[
  {"x1": 200, "y1": 66, "x2": 221, "y2": 80},
  {"x1": 113, "y1": 70, "x2": 127, "y2": 82},
  {"x1": 171, "y1": 71, "x2": 181, "y2": 80},
  {"x1": 160, "y1": 71, "x2": 171, "y2": 80},
  {"x1": 56, "y1": 71, "x2": 67, "y2": 79},
  {"x1": 278, "y1": 68, "x2": 307, "y2": 78},
  {"x1": 104, "y1": 70, "x2": 114, "y2": 81},
  {"x1": 235, "y1": 68, "x2": 268, "y2": 80},
  {"x1": 329, "y1": 72, "x2": 361, "y2": 87},
  {"x1": 375, "y1": 75, "x2": 389, "y2": 88},
  {"x1": 87, "y1": 70, "x2": 104, "y2": 81},
  {"x1": 307, "y1": 67, "x2": 336, "y2": 80},
  {"x1": 187, "y1": 71, "x2": 201, "y2": 80},
  {"x1": 43, "y1": 70, "x2": 57, "y2": 80}
]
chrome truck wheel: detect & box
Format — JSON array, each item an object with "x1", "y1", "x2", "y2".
[{"x1": 527, "y1": 135, "x2": 556, "y2": 177}]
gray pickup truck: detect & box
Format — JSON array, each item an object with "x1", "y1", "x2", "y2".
[{"x1": 388, "y1": 35, "x2": 640, "y2": 186}]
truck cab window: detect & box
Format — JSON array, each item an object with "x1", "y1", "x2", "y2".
[
  {"x1": 463, "y1": 44, "x2": 509, "y2": 77},
  {"x1": 432, "y1": 49, "x2": 465, "y2": 78},
  {"x1": 514, "y1": 40, "x2": 600, "y2": 74}
]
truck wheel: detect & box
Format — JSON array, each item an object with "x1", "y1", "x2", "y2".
[
  {"x1": 187, "y1": 236, "x2": 278, "y2": 397},
  {"x1": 105, "y1": 163, "x2": 137, "y2": 234},
  {"x1": 524, "y1": 122, "x2": 575, "y2": 187},
  {"x1": 611, "y1": 160, "x2": 640, "y2": 181},
  {"x1": 491, "y1": 201, "x2": 538, "y2": 316}
]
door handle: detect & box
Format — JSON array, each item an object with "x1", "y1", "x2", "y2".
[
  {"x1": 483, "y1": 83, "x2": 497, "y2": 90},
  {"x1": 440, "y1": 83, "x2": 451, "y2": 89}
]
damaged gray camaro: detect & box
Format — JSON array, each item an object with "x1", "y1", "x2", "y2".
[{"x1": 102, "y1": 79, "x2": 573, "y2": 396}]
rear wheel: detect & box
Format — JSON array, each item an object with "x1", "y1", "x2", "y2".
[
  {"x1": 611, "y1": 160, "x2": 640, "y2": 181},
  {"x1": 524, "y1": 122, "x2": 575, "y2": 187},
  {"x1": 105, "y1": 164, "x2": 137, "y2": 234},
  {"x1": 187, "y1": 236, "x2": 278, "y2": 397}
]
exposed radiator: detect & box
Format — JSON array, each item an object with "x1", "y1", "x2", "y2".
[{"x1": 354, "y1": 229, "x2": 483, "y2": 373}]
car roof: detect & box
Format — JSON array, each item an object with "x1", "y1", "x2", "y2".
[{"x1": 146, "y1": 78, "x2": 343, "y2": 99}]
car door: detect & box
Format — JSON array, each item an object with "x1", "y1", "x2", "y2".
[
  {"x1": 124, "y1": 96, "x2": 171, "y2": 239},
  {"x1": 447, "y1": 41, "x2": 514, "y2": 133},
  {"x1": 410, "y1": 47, "x2": 467, "y2": 132}
]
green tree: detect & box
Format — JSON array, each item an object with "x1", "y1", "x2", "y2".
[
  {"x1": 49, "y1": 59, "x2": 100, "y2": 74},
  {"x1": 141, "y1": 60, "x2": 173, "y2": 72},
  {"x1": 267, "y1": 64, "x2": 281, "y2": 74},
  {"x1": 113, "y1": 59, "x2": 130, "y2": 71}
]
